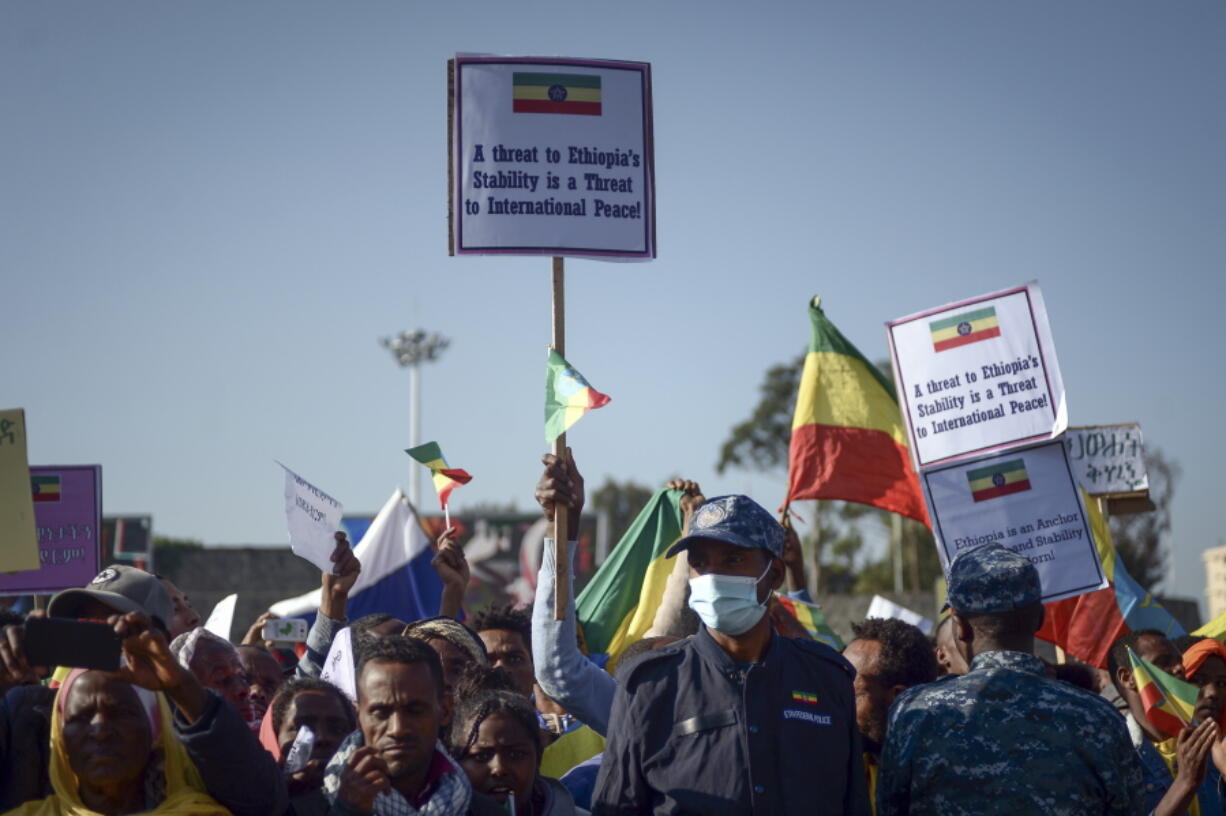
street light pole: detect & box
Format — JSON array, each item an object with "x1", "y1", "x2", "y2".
[{"x1": 380, "y1": 329, "x2": 449, "y2": 511}]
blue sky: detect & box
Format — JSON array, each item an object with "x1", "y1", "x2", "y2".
[{"x1": 4, "y1": 2, "x2": 1223, "y2": 607}]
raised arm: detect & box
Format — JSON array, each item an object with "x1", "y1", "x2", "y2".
[
  {"x1": 111, "y1": 611, "x2": 289, "y2": 816},
  {"x1": 531, "y1": 448, "x2": 617, "y2": 737},
  {"x1": 298, "y1": 532, "x2": 361, "y2": 678},
  {"x1": 432, "y1": 525, "x2": 470, "y2": 619}
]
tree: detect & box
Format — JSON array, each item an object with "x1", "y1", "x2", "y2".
[
  {"x1": 1110, "y1": 448, "x2": 1180, "y2": 592},
  {"x1": 716, "y1": 355, "x2": 941, "y2": 596}
]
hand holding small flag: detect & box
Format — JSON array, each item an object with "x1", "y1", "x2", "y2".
[{"x1": 406, "y1": 443, "x2": 472, "y2": 524}]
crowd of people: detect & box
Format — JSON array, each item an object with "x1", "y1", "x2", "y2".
[{"x1": 2, "y1": 449, "x2": 1225, "y2": 815}]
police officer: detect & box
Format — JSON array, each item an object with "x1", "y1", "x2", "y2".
[
  {"x1": 592, "y1": 495, "x2": 869, "y2": 816},
  {"x1": 876, "y1": 543, "x2": 1144, "y2": 815}
]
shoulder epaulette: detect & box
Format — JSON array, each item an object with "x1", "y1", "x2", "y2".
[
  {"x1": 791, "y1": 636, "x2": 856, "y2": 677},
  {"x1": 616, "y1": 638, "x2": 689, "y2": 686}
]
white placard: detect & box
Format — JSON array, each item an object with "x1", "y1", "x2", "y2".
[
  {"x1": 887, "y1": 282, "x2": 1066, "y2": 468},
  {"x1": 280, "y1": 463, "x2": 343, "y2": 573},
  {"x1": 450, "y1": 55, "x2": 655, "y2": 259},
  {"x1": 922, "y1": 439, "x2": 1107, "y2": 604},
  {"x1": 320, "y1": 626, "x2": 356, "y2": 702},
  {"x1": 1064, "y1": 424, "x2": 1148, "y2": 495},
  {"x1": 204, "y1": 593, "x2": 237, "y2": 641},
  {"x1": 865, "y1": 595, "x2": 934, "y2": 635}
]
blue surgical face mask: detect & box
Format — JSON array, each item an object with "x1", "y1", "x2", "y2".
[{"x1": 687, "y1": 559, "x2": 772, "y2": 636}]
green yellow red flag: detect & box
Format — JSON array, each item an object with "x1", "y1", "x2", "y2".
[
  {"x1": 575, "y1": 488, "x2": 683, "y2": 661},
  {"x1": 774, "y1": 594, "x2": 844, "y2": 650},
  {"x1": 405, "y1": 442, "x2": 472, "y2": 509},
  {"x1": 1127, "y1": 646, "x2": 1198, "y2": 739},
  {"x1": 545, "y1": 349, "x2": 610, "y2": 444},
  {"x1": 966, "y1": 459, "x2": 1031, "y2": 503},
  {"x1": 513, "y1": 72, "x2": 602, "y2": 116},
  {"x1": 786, "y1": 297, "x2": 929, "y2": 525},
  {"x1": 31, "y1": 474, "x2": 60, "y2": 503},
  {"x1": 929, "y1": 306, "x2": 1001, "y2": 352}
]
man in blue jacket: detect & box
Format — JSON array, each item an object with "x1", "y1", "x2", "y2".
[{"x1": 592, "y1": 494, "x2": 869, "y2": 816}]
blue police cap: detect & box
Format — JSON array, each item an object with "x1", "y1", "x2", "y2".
[
  {"x1": 665, "y1": 494, "x2": 784, "y2": 559},
  {"x1": 944, "y1": 542, "x2": 1042, "y2": 615}
]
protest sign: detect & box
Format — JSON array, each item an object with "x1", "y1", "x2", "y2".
[
  {"x1": 866, "y1": 595, "x2": 934, "y2": 635},
  {"x1": 888, "y1": 282, "x2": 1066, "y2": 468},
  {"x1": 320, "y1": 626, "x2": 356, "y2": 702},
  {"x1": 922, "y1": 439, "x2": 1107, "y2": 603},
  {"x1": 1064, "y1": 423, "x2": 1148, "y2": 495},
  {"x1": 204, "y1": 593, "x2": 237, "y2": 640},
  {"x1": 0, "y1": 409, "x2": 39, "y2": 573},
  {"x1": 0, "y1": 465, "x2": 101, "y2": 595},
  {"x1": 280, "y1": 463, "x2": 344, "y2": 573},
  {"x1": 449, "y1": 55, "x2": 655, "y2": 259}
]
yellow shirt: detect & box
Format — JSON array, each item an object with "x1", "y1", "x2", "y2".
[
  {"x1": 865, "y1": 752, "x2": 878, "y2": 816},
  {"x1": 540, "y1": 724, "x2": 606, "y2": 780}
]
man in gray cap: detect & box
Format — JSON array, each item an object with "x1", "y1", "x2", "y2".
[
  {"x1": 876, "y1": 542, "x2": 1144, "y2": 815},
  {"x1": 47, "y1": 564, "x2": 176, "y2": 632},
  {"x1": 593, "y1": 494, "x2": 869, "y2": 816}
]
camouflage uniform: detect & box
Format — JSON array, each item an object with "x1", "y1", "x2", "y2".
[{"x1": 876, "y1": 543, "x2": 1144, "y2": 815}]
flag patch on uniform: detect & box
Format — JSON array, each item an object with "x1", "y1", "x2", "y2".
[{"x1": 791, "y1": 690, "x2": 818, "y2": 705}]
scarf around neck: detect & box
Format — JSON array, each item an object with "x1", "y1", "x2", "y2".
[{"x1": 322, "y1": 731, "x2": 472, "y2": 816}]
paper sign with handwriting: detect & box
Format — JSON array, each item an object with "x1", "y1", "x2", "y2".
[{"x1": 280, "y1": 463, "x2": 343, "y2": 573}]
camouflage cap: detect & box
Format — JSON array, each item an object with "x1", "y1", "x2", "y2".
[
  {"x1": 944, "y1": 542, "x2": 1041, "y2": 615},
  {"x1": 665, "y1": 494, "x2": 784, "y2": 558}
]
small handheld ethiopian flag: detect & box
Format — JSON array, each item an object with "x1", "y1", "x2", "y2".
[
  {"x1": 545, "y1": 349, "x2": 610, "y2": 444},
  {"x1": 405, "y1": 442, "x2": 472, "y2": 520},
  {"x1": 1127, "y1": 646, "x2": 1199, "y2": 739}
]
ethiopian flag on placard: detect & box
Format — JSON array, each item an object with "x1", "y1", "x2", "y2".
[
  {"x1": 31, "y1": 474, "x2": 60, "y2": 503},
  {"x1": 966, "y1": 459, "x2": 1031, "y2": 502},
  {"x1": 1128, "y1": 646, "x2": 1198, "y2": 739},
  {"x1": 576, "y1": 488, "x2": 683, "y2": 662},
  {"x1": 786, "y1": 296, "x2": 929, "y2": 525},
  {"x1": 513, "y1": 72, "x2": 602, "y2": 116},
  {"x1": 545, "y1": 349, "x2": 610, "y2": 444},
  {"x1": 929, "y1": 307, "x2": 1001, "y2": 352},
  {"x1": 775, "y1": 594, "x2": 844, "y2": 650},
  {"x1": 405, "y1": 442, "x2": 472, "y2": 509}
]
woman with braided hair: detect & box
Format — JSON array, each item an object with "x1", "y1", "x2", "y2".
[{"x1": 448, "y1": 691, "x2": 585, "y2": 816}]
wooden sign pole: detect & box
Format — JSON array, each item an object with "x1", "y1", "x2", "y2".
[{"x1": 551, "y1": 256, "x2": 569, "y2": 620}]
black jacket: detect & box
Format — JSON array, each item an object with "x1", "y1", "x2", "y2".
[{"x1": 592, "y1": 627, "x2": 870, "y2": 816}]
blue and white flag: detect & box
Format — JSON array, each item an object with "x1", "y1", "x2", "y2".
[{"x1": 270, "y1": 488, "x2": 441, "y2": 625}]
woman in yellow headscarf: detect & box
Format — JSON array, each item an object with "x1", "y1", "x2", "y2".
[{"x1": 4, "y1": 668, "x2": 231, "y2": 816}]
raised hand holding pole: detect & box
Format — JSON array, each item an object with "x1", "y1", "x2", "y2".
[{"x1": 552, "y1": 256, "x2": 569, "y2": 620}]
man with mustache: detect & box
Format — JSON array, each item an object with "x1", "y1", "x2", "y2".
[{"x1": 324, "y1": 635, "x2": 502, "y2": 815}]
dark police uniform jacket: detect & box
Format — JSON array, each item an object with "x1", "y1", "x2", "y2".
[{"x1": 592, "y1": 626, "x2": 870, "y2": 815}]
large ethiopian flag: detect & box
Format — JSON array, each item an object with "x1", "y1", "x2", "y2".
[
  {"x1": 575, "y1": 487, "x2": 684, "y2": 661},
  {"x1": 786, "y1": 297, "x2": 928, "y2": 525}
]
